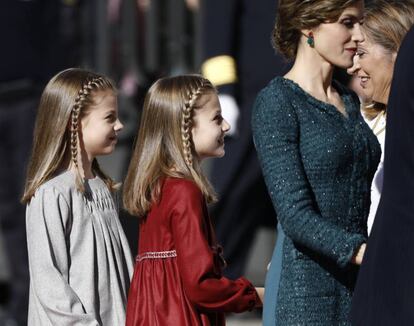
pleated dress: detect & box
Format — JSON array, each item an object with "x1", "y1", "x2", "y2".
[{"x1": 26, "y1": 170, "x2": 134, "y2": 325}]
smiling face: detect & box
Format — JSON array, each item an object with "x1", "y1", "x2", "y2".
[
  {"x1": 355, "y1": 37, "x2": 396, "y2": 104},
  {"x1": 80, "y1": 90, "x2": 123, "y2": 160},
  {"x1": 310, "y1": 0, "x2": 365, "y2": 68},
  {"x1": 191, "y1": 91, "x2": 230, "y2": 161},
  {"x1": 347, "y1": 53, "x2": 374, "y2": 102}
]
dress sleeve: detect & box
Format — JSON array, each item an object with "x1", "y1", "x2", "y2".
[
  {"x1": 252, "y1": 89, "x2": 365, "y2": 268},
  {"x1": 26, "y1": 186, "x2": 100, "y2": 325},
  {"x1": 170, "y1": 181, "x2": 261, "y2": 313}
]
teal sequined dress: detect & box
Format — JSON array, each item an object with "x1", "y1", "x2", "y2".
[{"x1": 252, "y1": 77, "x2": 380, "y2": 325}]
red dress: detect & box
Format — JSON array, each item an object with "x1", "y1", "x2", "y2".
[{"x1": 126, "y1": 178, "x2": 261, "y2": 326}]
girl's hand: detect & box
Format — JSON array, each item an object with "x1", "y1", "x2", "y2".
[
  {"x1": 255, "y1": 287, "x2": 265, "y2": 303},
  {"x1": 352, "y1": 243, "x2": 366, "y2": 265}
]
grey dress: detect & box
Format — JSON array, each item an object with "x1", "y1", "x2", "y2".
[
  {"x1": 26, "y1": 171, "x2": 133, "y2": 326},
  {"x1": 252, "y1": 77, "x2": 381, "y2": 325}
]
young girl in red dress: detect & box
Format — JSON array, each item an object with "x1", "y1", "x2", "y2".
[{"x1": 123, "y1": 75, "x2": 263, "y2": 325}]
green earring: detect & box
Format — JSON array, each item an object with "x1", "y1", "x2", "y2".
[{"x1": 307, "y1": 32, "x2": 314, "y2": 48}]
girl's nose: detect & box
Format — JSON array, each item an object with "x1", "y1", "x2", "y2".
[
  {"x1": 115, "y1": 119, "x2": 124, "y2": 131},
  {"x1": 222, "y1": 118, "x2": 231, "y2": 133}
]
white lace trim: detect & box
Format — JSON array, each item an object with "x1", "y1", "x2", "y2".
[{"x1": 136, "y1": 250, "x2": 177, "y2": 262}]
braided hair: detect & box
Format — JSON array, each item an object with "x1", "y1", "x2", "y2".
[
  {"x1": 123, "y1": 75, "x2": 218, "y2": 218},
  {"x1": 22, "y1": 68, "x2": 118, "y2": 203},
  {"x1": 69, "y1": 77, "x2": 110, "y2": 192},
  {"x1": 181, "y1": 78, "x2": 208, "y2": 168}
]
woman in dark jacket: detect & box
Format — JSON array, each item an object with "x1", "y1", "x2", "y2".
[{"x1": 252, "y1": 0, "x2": 381, "y2": 324}]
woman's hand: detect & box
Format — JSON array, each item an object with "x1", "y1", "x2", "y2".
[
  {"x1": 255, "y1": 287, "x2": 265, "y2": 303},
  {"x1": 352, "y1": 243, "x2": 366, "y2": 265}
]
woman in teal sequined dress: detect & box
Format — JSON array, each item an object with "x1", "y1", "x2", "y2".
[{"x1": 252, "y1": 0, "x2": 381, "y2": 325}]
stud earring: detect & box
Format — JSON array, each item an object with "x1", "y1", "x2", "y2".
[{"x1": 307, "y1": 32, "x2": 315, "y2": 48}]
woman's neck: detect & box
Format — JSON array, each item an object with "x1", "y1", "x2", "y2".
[{"x1": 285, "y1": 44, "x2": 335, "y2": 102}]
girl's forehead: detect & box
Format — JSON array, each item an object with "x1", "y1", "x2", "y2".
[
  {"x1": 195, "y1": 91, "x2": 217, "y2": 108},
  {"x1": 93, "y1": 89, "x2": 115, "y2": 98},
  {"x1": 90, "y1": 89, "x2": 116, "y2": 105}
]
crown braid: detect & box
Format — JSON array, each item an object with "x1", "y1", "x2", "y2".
[
  {"x1": 181, "y1": 79, "x2": 207, "y2": 167},
  {"x1": 70, "y1": 77, "x2": 106, "y2": 168}
]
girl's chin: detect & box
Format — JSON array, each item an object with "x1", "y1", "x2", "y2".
[{"x1": 216, "y1": 149, "x2": 225, "y2": 158}]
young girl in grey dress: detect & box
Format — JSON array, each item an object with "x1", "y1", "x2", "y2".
[{"x1": 21, "y1": 68, "x2": 133, "y2": 325}]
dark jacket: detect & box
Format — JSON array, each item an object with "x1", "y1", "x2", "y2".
[{"x1": 253, "y1": 77, "x2": 380, "y2": 325}]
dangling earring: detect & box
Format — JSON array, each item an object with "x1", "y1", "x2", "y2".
[{"x1": 307, "y1": 32, "x2": 315, "y2": 48}]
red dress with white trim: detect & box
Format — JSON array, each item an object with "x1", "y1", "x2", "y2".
[{"x1": 126, "y1": 178, "x2": 261, "y2": 326}]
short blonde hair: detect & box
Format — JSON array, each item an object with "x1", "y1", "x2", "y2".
[
  {"x1": 123, "y1": 74, "x2": 217, "y2": 218},
  {"x1": 22, "y1": 68, "x2": 118, "y2": 203},
  {"x1": 362, "y1": 0, "x2": 414, "y2": 119},
  {"x1": 363, "y1": 0, "x2": 414, "y2": 54}
]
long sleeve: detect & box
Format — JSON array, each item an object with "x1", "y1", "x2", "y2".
[
  {"x1": 170, "y1": 181, "x2": 261, "y2": 313},
  {"x1": 252, "y1": 89, "x2": 365, "y2": 268},
  {"x1": 26, "y1": 186, "x2": 99, "y2": 325}
]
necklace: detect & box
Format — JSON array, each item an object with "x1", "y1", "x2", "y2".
[{"x1": 371, "y1": 110, "x2": 386, "y2": 136}]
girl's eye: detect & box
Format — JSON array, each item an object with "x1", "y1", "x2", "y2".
[
  {"x1": 214, "y1": 115, "x2": 223, "y2": 124},
  {"x1": 106, "y1": 115, "x2": 116, "y2": 122}
]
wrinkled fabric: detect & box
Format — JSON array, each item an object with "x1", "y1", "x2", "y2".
[
  {"x1": 126, "y1": 178, "x2": 261, "y2": 326},
  {"x1": 26, "y1": 171, "x2": 133, "y2": 325}
]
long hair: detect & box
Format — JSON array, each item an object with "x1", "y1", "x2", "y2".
[
  {"x1": 362, "y1": 0, "x2": 414, "y2": 119},
  {"x1": 123, "y1": 74, "x2": 217, "y2": 218},
  {"x1": 22, "y1": 68, "x2": 118, "y2": 203}
]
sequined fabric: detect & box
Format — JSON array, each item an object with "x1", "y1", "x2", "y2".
[{"x1": 252, "y1": 77, "x2": 381, "y2": 325}]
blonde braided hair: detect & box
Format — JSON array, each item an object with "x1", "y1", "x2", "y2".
[
  {"x1": 122, "y1": 75, "x2": 218, "y2": 218},
  {"x1": 179, "y1": 77, "x2": 218, "y2": 204},
  {"x1": 21, "y1": 68, "x2": 118, "y2": 203},
  {"x1": 181, "y1": 79, "x2": 208, "y2": 167},
  {"x1": 70, "y1": 77, "x2": 114, "y2": 192},
  {"x1": 70, "y1": 77, "x2": 105, "y2": 168}
]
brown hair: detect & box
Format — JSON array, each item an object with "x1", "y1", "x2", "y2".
[
  {"x1": 362, "y1": 0, "x2": 414, "y2": 119},
  {"x1": 123, "y1": 74, "x2": 217, "y2": 218},
  {"x1": 272, "y1": 0, "x2": 360, "y2": 59},
  {"x1": 22, "y1": 68, "x2": 119, "y2": 203}
]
